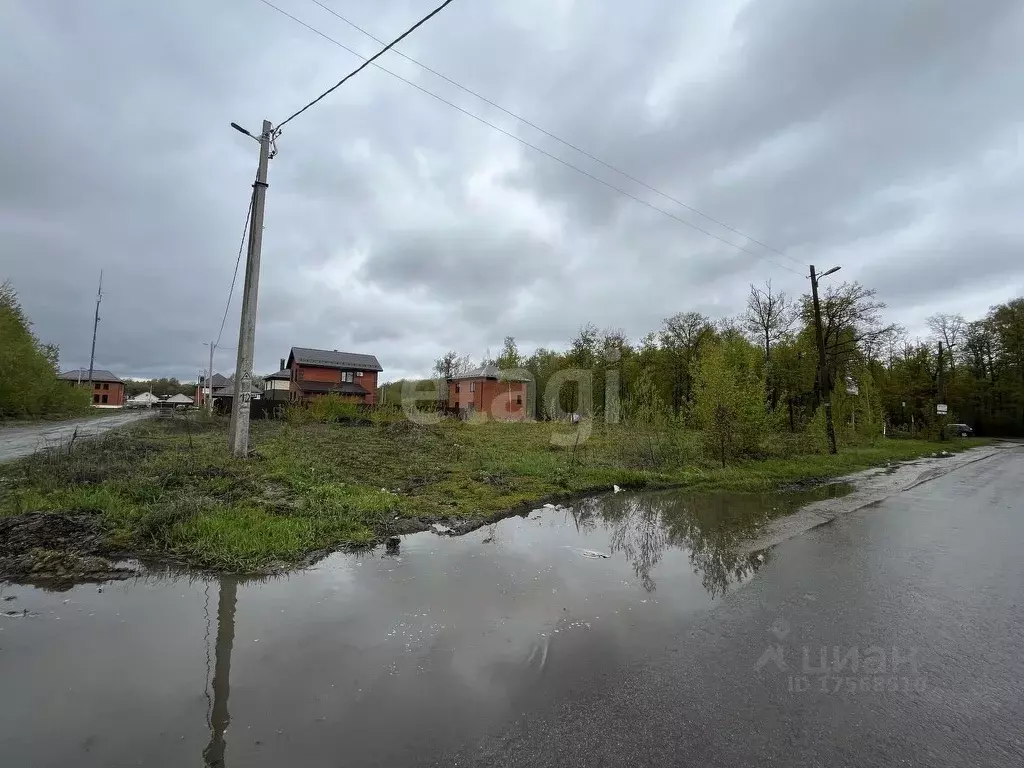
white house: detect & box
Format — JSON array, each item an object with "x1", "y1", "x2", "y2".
[{"x1": 127, "y1": 391, "x2": 160, "y2": 407}]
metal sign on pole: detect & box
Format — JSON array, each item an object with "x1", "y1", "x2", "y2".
[{"x1": 936, "y1": 404, "x2": 948, "y2": 415}]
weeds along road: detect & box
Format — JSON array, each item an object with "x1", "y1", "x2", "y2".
[{"x1": 0, "y1": 411, "x2": 156, "y2": 463}]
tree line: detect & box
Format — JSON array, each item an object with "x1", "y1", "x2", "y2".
[
  {"x1": 122, "y1": 377, "x2": 196, "y2": 398},
  {"x1": 381, "y1": 280, "x2": 1024, "y2": 452},
  {"x1": 0, "y1": 281, "x2": 90, "y2": 418}
]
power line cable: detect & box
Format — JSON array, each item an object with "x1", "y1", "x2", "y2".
[
  {"x1": 305, "y1": 0, "x2": 806, "y2": 269},
  {"x1": 216, "y1": 184, "x2": 255, "y2": 348},
  {"x1": 255, "y1": 0, "x2": 803, "y2": 277},
  {"x1": 276, "y1": 0, "x2": 457, "y2": 130}
]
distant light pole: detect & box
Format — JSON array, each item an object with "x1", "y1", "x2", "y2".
[
  {"x1": 203, "y1": 341, "x2": 217, "y2": 415},
  {"x1": 810, "y1": 265, "x2": 841, "y2": 454}
]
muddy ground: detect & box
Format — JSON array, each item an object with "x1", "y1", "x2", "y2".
[{"x1": 0, "y1": 511, "x2": 136, "y2": 589}]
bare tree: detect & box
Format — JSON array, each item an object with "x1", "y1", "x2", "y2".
[
  {"x1": 433, "y1": 351, "x2": 473, "y2": 380},
  {"x1": 926, "y1": 313, "x2": 967, "y2": 373},
  {"x1": 743, "y1": 280, "x2": 795, "y2": 361},
  {"x1": 660, "y1": 311, "x2": 714, "y2": 414},
  {"x1": 801, "y1": 281, "x2": 902, "y2": 390}
]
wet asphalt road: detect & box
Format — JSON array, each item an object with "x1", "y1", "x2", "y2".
[
  {"x1": 447, "y1": 445, "x2": 1024, "y2": 767},
  {"x1": 0, "y1": 411, "x2": 154, "y2": 462},
  {"x1": 2, "y1": 446, "x2": 1021, "y2": 767}
]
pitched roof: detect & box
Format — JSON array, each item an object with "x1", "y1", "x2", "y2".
[
  {"x1": 265, "y1": 369, "x2": 291, "y2": 380},
  {"x1": 209, "y1": 373, "x2": 230, "y2": 388},
  {"x1": 288, "y1": 347, "x2": 382, "y2": 372},
  {"x1": 450, "y1": 364, "x2": 531, "y2": 382},
  {"x1": 59, "y1": 369, "x2": 123, "y2": 383},
  {"x1": 296, "y1": 381, "x2": 369, "y2": 396},
  {"x1": 165, "y1": 393, "x2": 194, "y2": 404}
]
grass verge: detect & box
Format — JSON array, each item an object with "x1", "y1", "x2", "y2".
[{"x1": 0, "y1": 414, "x2": 989, "y2": 573}]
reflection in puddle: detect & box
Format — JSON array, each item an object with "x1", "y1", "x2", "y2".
[
  {"x1": 576, "y1": 483, "x2": 851, "y2": 594},
  {"x1": 1, "y1": 483, "x2": 850, "y2": 768},
  {"x1": 202, "y1": 579, "x2": 237, "y2": 768}
]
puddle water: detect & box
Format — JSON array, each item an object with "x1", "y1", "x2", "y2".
[{"x1": 0, "y1": 484, "x2": 849, "y2": 767}]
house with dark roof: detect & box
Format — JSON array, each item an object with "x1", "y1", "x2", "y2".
[
  {"x1": 448, "y1": 365, "x2": 530, "y2": 420},
  {"x1": 286, "y1": 347, "x2": 383, "y2": 404},
  {"x1": 58, "y1": 369, "x2": 125, "y2": 407},
  {"x1": 263, "y1": 359, "x2": 292, "y2": 402},
  {"x1": 196, "y1": 372, "x2": 264, "y2": 410}
]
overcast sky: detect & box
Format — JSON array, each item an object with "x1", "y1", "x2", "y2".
[{"x1": 2, "y1": 0, "x2": 1023, "y2": 382}]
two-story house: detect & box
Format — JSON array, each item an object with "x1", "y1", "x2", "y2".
[
  {"x1": 448, "y1": 365, "x2": 530, "y2": 420},
  {"x1": 286, "y1": 347, "x2": 382, "y2": 404},
  {"x1": 59, "y1": 369, "x2": 125, "y2": 407}
]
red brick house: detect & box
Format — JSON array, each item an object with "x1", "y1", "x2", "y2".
[
  {"x1": 59, "y1": 369, "x2": 125, "y2": 407},
  {"x1": 286, "y1": 347, "x2": 382, "y2": 404},
  {"x1": 448, "y1": 365, "x2": 530, "y2": 420}
]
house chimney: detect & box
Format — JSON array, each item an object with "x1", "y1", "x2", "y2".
[{"x1": 280, "y1": 358, "x2": 286, "y2": 370}]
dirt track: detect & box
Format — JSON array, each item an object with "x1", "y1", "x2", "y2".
[{"x1": 0, "y1": 411, "x2": 155, "y2": 463}]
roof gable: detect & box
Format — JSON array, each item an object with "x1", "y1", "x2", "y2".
[
  {"x1": 288, "y1": 347, "x2": 382, "y2": 372},
  {"x1": 59, "y1": 369, "x2": 123, "y2": 384},
  {"x1": 450, "y1": 365, "x2": 531, "y2": 382}
]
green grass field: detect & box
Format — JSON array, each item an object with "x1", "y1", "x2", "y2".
[{"x1": 0, "y1": 413, "x2": 988, "y2": 572}]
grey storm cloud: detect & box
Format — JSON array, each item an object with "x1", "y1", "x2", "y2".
[{"x1": 2, "y1": 0, "x2": 1023, "y2": 384}]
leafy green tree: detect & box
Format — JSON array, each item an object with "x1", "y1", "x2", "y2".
[
  {"x1": 495, "y1": 336, "x2": 521, "y2": 370},
  {"x1": 693, "y1": 336, "x2": 767, "y2": 466},
  {"x1": 0, "y1": 281, "x2": 90, "y2": 417}
]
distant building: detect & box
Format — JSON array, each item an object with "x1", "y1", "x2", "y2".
[
  {"x1": 59, "y1": 369, "x2": 125, "y2": 407},
  {"x1": 165, "y1": 393, "x2": 194, "y2": 406},
  {"x1": 196, "y1": 373, "x2": 261, "y2": 409},
  {"x1": 263, "y1": 359, "x2": 292, "y2": 402},
  {"x1": 127, "y1": 391, "x2": 160, "y2": 407},
  {"x1": 286, "y1": 347, "x2": 382, "y2": 404},
  {"x1": 448, "y1": 365, "x2": 529, "y2": 420}
]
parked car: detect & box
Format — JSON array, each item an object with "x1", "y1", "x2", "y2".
[{"x1": 950, "y1": 423, "x2": 974, "y2": 437}]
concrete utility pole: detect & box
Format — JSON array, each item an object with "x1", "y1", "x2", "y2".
[
  {"x1": 810, "y1": 264, "x2": 839, "y2": 455},
  {"x1": 202, "y1": 578, "x2": 237, "y2": 767},
  {"x1": 228, "y1": 120, "x2": 272, "y2": 457},
  {"x1": 88, "y1": 270, "x2": 103, "y2": 384}
]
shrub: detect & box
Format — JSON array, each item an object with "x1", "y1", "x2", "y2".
[{"x1": 0, "y1": 281, "x2": 91, "y2": 418}]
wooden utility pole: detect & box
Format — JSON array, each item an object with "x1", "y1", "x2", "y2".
[
  {"x1": 88, "y1": 270, "x2": 103, "y2": 384},
  {"x1": 810, "y1": 265, "x2": 838, "y2": 454},
  {"x1": 937, "y1": 341, "x2": 946, "y2": 440},
  {"x1": 228, "y1": 120, "x2": 272, "y2": 457}
]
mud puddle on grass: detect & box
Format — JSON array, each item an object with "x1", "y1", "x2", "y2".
[{"x1": 0, "y1": 484, "x2": 848, "y2": 767}]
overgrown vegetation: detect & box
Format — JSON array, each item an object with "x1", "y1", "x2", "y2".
[
  {"x1": 0, "y1": 414, "x2": 987, "y2": 573},
  {"x1": 0, "y1": 281, "x2": 91, "y2": 419},
  {"x1": 380, "y1": 286, "x2": 1024, "y2": 439}
]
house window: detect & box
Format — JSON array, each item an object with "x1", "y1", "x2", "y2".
[
  {"x1": 342, "y1": 371, "x2": 354, "y2": 383},
  {"x1": 470, "y1": 382, "x2": 476, "y2": 393},
  {"x1": 94, "y1": 382, "x2": 102, "y2": 390},
  {"x1": 356, "y1": 371, "x2": 363, "y2": 377},
  {"x1": 93, "y1": 394, "x2": 100, "y2": 404},
  {"x1": 516, "y1": 395, "x2": 522, "y2": 405},
  {"x1": 454, "y1": 383, "x2": 460, "y2": 394},
  {"x1": 101, "y1": 394, "x2": 108, "y2": 404},
  {"x1": 103, "y1": 383, "x2": 109, "y2": 390}
]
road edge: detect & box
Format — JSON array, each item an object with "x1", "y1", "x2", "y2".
[{"x1": 739, "y1": 444, "x2": 1011, "y2": 555}]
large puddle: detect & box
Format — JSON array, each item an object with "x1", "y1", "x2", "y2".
[{"x1": 0, "y1": 484, "x2": 848, "y2": 767}]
